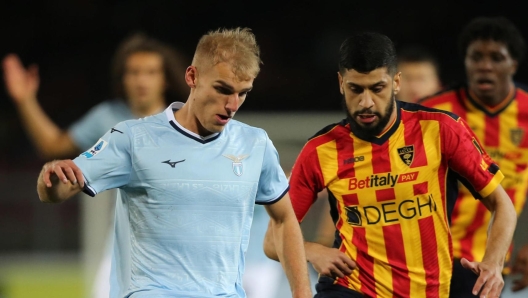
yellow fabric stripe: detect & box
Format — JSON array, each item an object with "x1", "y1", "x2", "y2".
[{"x1": 479, "y1": 170, "x2": 504, "y2": 198}]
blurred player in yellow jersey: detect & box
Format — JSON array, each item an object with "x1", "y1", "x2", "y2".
[{"x1": 421, "y1": 16, "x2": 528, "y2": 296}]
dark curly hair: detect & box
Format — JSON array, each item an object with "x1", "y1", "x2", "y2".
[
  {"x1": 111, "y1": 32, "x2": 189, "y2": 103},
  {"x1": 458, "y1": 16, "x2": 526, "y2": 63},
  {"x1": 339, "y1": 32, "x2": 397, "y2": 75}
]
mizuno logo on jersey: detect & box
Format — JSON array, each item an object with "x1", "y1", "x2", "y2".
[
  {"x1": 111, "y1": 127, "x2": 123, "y2": 134},
  {"x1": 223, "y1": 154, "x2": 249, "y2": 176},
  {"x1": 162, "y1": 159, "x2": 185, "y2": 168},
  {"x1": 81, "y1": 139, "x2": 108, "y2": 159}
]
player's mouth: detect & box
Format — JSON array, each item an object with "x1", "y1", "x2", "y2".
[
  {"x1": 215, "y1": 114, "x2": 232, "y2": 125},
  {"x1": 357, "y1": 114, "x2": 377, "y2": 124},
  {"x1": 475, "y1": 78, "x2": 495, "y2": 91}
]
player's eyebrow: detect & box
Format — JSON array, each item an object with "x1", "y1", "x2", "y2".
[
  {"x1": 215, "y1": 80, "x2": 253, "y2": 93},
  {"x1": 346, "y1": 80, "x2": 386, "y2": 89}
]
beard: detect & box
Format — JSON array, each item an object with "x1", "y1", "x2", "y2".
[{"x1": 344, "y1": 90, "x2": 396, "y2": 138}]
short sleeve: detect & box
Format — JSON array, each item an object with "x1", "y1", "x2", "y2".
[
  {"x1": 288, "y1": 142, "x2": 325, "y2": 222},
  {"x1": 442, "y1": 117, "x2": 504, "y2": 198},
  {"x1": 68, "y1": 100, "x2": 133, "y2": 151},
  {"x1": 255, "y1": 135, "x2": 289, "y2": 205},
  {"x1": 73, "y1": 121, "x2": 133, "y2": 196}
]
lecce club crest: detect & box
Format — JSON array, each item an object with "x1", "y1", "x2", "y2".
[
  {"x1": 222, "y1": 154, "x2": 249, "y2": 176},
  {"x1": 397, "y1": 145, "x2": 414, "y2": 166},
  {"x1": 510, "y1": 128, "x2": 525, "y2": 146}
]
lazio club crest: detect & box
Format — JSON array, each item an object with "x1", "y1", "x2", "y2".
[
  {"x1": 222, "y1": 154, "x2": 249, "y2": 176},
  {"x1": 397, "y1": 145, "x2": 414, "y2": 167},
  {"x1": 510, "y1": 128, "x2": 525, "y2": 146}
]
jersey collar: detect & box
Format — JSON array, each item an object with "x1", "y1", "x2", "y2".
[{"x1": 164, "y1": 102, "x2": 221, "y2": 144}]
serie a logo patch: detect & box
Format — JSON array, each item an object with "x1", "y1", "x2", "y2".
[{"x1": 81, "y1": 139, "x2": 108, "y2": 158}]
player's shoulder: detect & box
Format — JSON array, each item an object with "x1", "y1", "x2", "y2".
[
  {"x1": 227, "y1": 119, "x2": 269, "y2": 138},
  {"x1": 112, "y1": 110, "x2": 166, "y2": 132},
  {"x1": 515, "y1": 82, "x2": 528, "y2": 99},
  {"x1": 399, "y1": 101, "x2": 460, "y2": 123},
  {"x1": 298, "y1": 120, "x2": 348, "y2": 153},
  {"x1": 418, "y1": 83, "x2": 465, "y2": 107}
]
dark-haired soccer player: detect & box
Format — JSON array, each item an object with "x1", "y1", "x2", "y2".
[
  {"x1": 264, "y1": 31, "x2": 516, "y2": 298},
  {"x1": 396, "y1": 44, "x2": 442, "y2": 103},
  {"x1": 420, "y1": 16, "x2": 528, "y2": 296}
]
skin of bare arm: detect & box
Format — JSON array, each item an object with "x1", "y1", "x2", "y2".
[
  {"x1": 461, "y1": 185, "x2": 517, "y2": 297},
  {"x1": 264, "y1": 193, "x2": 312, "y2": 298},
  {"x1": 3, "y1": 54, "x2": 80, "y2": 159}
]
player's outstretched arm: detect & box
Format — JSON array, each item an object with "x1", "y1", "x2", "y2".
[
  {"x1": 264, "y1": 193, "x2": 312, "y2": 298},
  {"x1": 511, "y1": 243, "x2": 528, "y2": 292},
  {"x1": 37, "y1": 160, "x2": 84, "y2": 203},
  {"x1": 461, "y1": 185, "x2": 517, "y2": 298},
  {"x1": 3, "y1": 54, "x2": 79, "y2": 159}
]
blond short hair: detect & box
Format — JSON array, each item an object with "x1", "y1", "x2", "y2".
[{"x1": 192, "y1": 27, "x2": 261, "y2": 81}]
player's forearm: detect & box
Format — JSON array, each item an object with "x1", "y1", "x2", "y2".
[
  {"x1": 16, "y1": 97, "x2": 78, "y2": 159},
  {"x1": 37, "y1": 172, "x2": 80, "y2": 203},
  {"x1": 272, "y1": 217, "x2": 312, "y2": 297},
  {"x1": 483, "y1": 199, "x2": 517, "y2": 266},
  {"x1": 263, "y1": 221, "x2": 279, "y2": 261}
]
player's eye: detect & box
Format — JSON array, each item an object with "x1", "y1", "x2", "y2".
[{"x1": 215, "y1": 86, "x2": 232, "y2": 95}]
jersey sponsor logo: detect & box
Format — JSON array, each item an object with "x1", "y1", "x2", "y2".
[
  {"x1": 345, "y1": 194, "x2": 436, "y2": 226},
  {"x1": 111, "y1": 127, "x2": 123, "y2": 134},
  {"x1": 510, "y1": 128, "x2": 525, "y2": 146},
  {"x1": 348, "y1": 171, "x2": 418, "y2": 190},
  {"x1": 81, "y1": 139, "x2": 108, "y2": 158},
  {"x1": 344, "y1": 156, "x2": 364, "y2": 164},
  {"x1": 488, "y1": 149, "x2": 522, "y2": 160},
  {"x1": 222, "y1": 154, "x2": 249, "y2": 176},
  {"x1": 162, "y1": 159, "x2": 185, "y2": 168},
  {"x1": 397, "y1": 145, "x2": 414, "y2": 166}
]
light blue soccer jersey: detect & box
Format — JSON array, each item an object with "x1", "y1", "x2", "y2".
[
  {"x1": 69, "y1": 99, "x2": 135, "y2": 150},
  {"x1": 73, "y1": 102, "x2": 289, "y2": 298}
]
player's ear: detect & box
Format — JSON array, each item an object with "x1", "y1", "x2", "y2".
[
  {"x1": 185, "y1": 66, "x2": 198, "y2": 88},
  {"x1": 338, "y1": 71, "x2": 344, "y2": 94},
  {"x1": 393, "y1": 71, "x2": 401, "y2": 95}
]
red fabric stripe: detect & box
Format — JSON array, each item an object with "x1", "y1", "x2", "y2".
[
  {"x1": 376, "y1": 188, "x2": 396, "y2": 202},
  {"x1": 383, "y1": 224, "x2": 410, "y2": 297},
  {"x1": 419, "y1": 216, "x2": 440, "y2": 297},
  {"x1": 336, "y1": 128, "x2": 356, "y2": 179},
  {"x1": 413, "y1": 181, "x2": 428, "y2": 196},
  {"x1": 458, "y1": 202, "x2": 487, "y2": 261},
  {"x1": 516, "y1": 89, "x2": 528, "y2": 148},
  {"x1": 484, "y1": 115, "x2": 499, "y2": 147},
  {"x1": 352, "y1": 227, "x2": 377, "y2": 297},
  {"x1": 371, "y1": 142, "x2": 391, "y2": 174},
  {"x1": 343, "y1": 193, "x2": 359, "y2": 205},
  {"x1": 402, "y1": 111, "x2": 428, "y2": 168}
]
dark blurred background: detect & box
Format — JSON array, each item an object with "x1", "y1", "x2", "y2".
[{"x1": 1, "y1": 0, "x2": 527, "y2": 252}]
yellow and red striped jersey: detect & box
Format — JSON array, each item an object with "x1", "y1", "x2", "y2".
[
  {"x1": 421, "y1": 85, "x2": 528, "y2": 266},
  {"x1": 289, "y1": 101, "x2": 503, "y2": 297}
]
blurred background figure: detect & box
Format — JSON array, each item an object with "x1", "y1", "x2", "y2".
[
  {"x1": 2, "y1": 32, "x2": 188, "y2": 298},
  {"x1": 396, "y1": 44, "x2": 442, "y2": 103},
  {"x1": 420, "y1": 16, "x2": 528, "y2": 297}
]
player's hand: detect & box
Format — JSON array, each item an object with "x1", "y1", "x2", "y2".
[
  {"x1": 2, "y1": 53, "x2": 40, "y2": 104},
  {"x1": 40, "y1": 159, "x2": 85, "y2": 188},
  {"x1": 305, "y1": 242, "x2": 356, "y2": 278},
  {"x1": 461, "y1": 257, "x2": 504, "y2": 298},
  {"x1": 511, "y1": 244, "x2": 528, "y2": 292}
]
